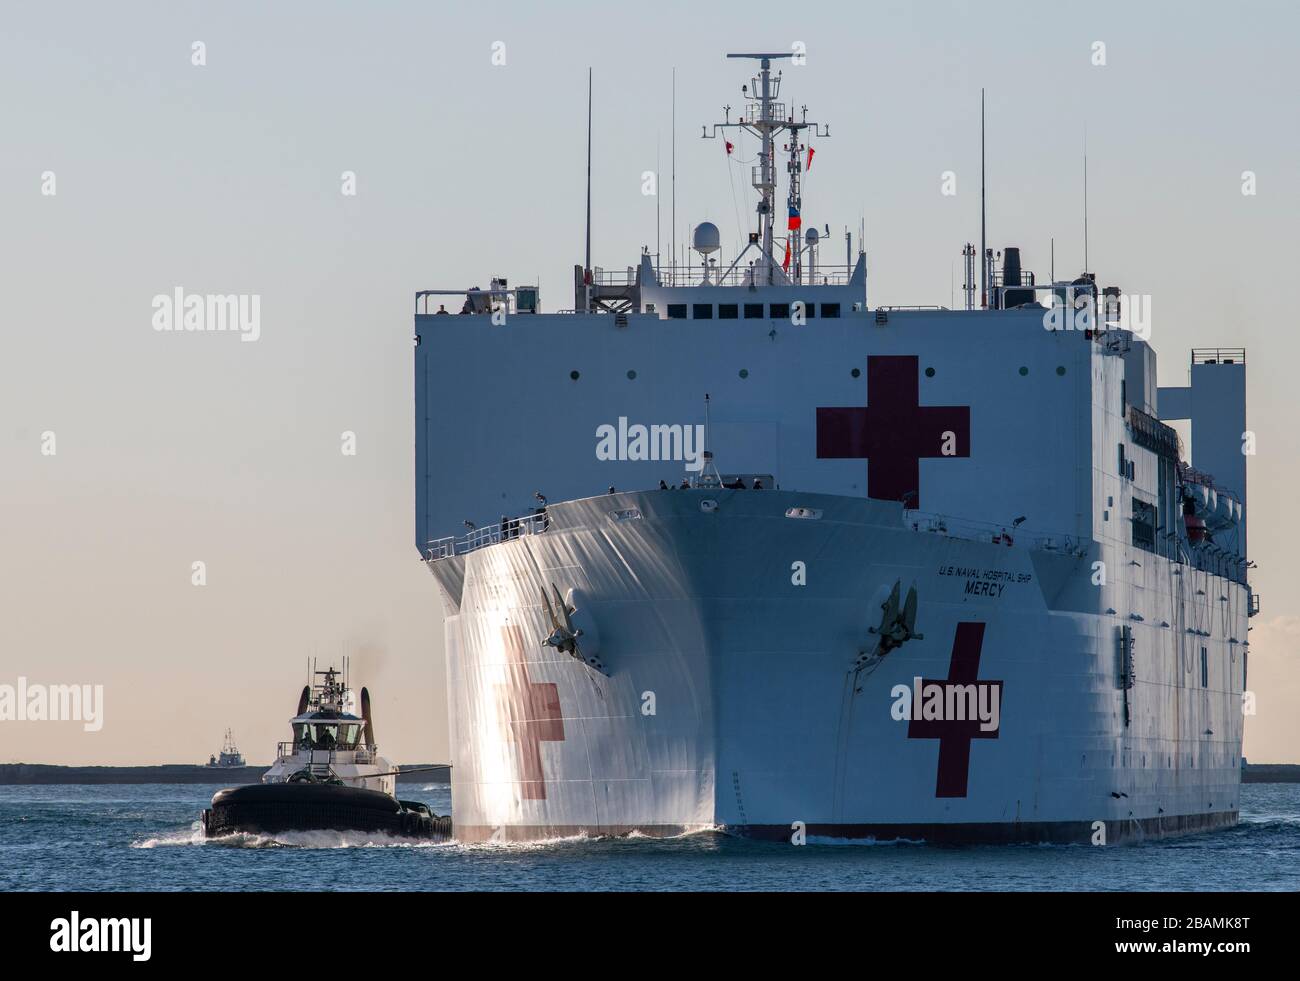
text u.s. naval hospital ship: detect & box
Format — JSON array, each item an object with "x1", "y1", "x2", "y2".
[{"x1": 414, "y1": 52, "x2": 1254, "y2": 844}]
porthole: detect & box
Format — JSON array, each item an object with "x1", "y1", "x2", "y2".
[
  {"x1": 569, "y1": 370, "x2": 580, "y2": 380},
  {"x1": 739, "y1": 369, "x2": 749, "y2": 379}
]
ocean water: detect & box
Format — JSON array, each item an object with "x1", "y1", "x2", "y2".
[{"x1": 2, "y1": 782, "x2": 1298, "y2": 892}]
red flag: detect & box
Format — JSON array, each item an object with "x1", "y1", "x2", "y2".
[
  {"x1": 782, "y1": 238, "x2": 791, "y2": 272},
  {"x1": 806, "y1": 146, "x2": 815, "y2": 170},
  {"x1": 725, "y1": 140, "x2": 734, "y2": 155}
]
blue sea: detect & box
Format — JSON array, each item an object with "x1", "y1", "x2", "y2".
[{"x1": 2, "y1": 782, "x2": 1298, "y2": 891}]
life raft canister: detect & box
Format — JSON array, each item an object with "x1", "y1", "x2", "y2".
[{"x1": 1183, "y1": 497, "x2": 1207, "y2": 544}]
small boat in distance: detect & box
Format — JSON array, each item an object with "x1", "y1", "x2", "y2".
[
  {"x1": 205, "y1": 728, "x2": 245, "y2": 768},
  {"x1": 201, "y1": 661, "x2": 450, "y2": 840}
]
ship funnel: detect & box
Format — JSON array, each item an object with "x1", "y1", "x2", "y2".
[
  {"x1": 1001, "y1": 246, "x2": 1036, "y2": 308},
  {"x1": 1002, "y1": 247, "x2": 1022, "y2": 286},
  {"x1": 361, "y1": 686, "x2": 376, "y2": 747},
  {"x1": 293, "y1": 685, "x2": 310, "y2": 742}
]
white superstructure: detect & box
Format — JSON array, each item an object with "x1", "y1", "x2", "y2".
[{"x1": 262, "y1": 664, "x2": 396, "y2": 797}]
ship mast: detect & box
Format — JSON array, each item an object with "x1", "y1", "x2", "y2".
[{"x1": 704, "y1": 52, "x2": 829, "y2": 285}]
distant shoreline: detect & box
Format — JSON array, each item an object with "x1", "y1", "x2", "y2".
[
  {"x1": 0, "y1": 763, "x2": 450, "y2": 785},
  {"x1": 1240, "y1": 764, "x2": 1300, "y2": 783},
  {"x1": 1, "y1": 763, "x2": 1295, "y2": 784}
]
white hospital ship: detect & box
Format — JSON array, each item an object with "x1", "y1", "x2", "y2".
[{"x1": 414, "y1": 52, "x2": 1253, "y2": 843}]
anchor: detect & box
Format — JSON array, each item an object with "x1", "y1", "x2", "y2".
[
  {"x1": 541, "y1": 582, "x2": 606, "y2": 674},
  {"x1": 852, "y1": 579, "x2": 923, "y2": 691}
]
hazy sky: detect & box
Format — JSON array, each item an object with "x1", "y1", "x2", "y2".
[{"x1": 3, "y1": 1, "x2": 1297, "y2": 765}]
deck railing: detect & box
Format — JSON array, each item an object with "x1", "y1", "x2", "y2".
[
  {"x1": 275, "y1": 743, "x2": 379, "y2": 765},
  {"x1": 903, "y1": 509, "x2": 1085, "y2": 555},
  {"x1": 424, "y1": 511, "x2": 550, "y2": 561},
  {"x1": 653, "y1": 262, "x2": 857, "y2": 289}
]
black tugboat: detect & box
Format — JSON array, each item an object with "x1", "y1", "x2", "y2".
[{"x1": 201, "y1": 662, "x2": 451, "y2": 840}]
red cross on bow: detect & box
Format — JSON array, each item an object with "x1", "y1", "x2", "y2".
[
  {"x1": 907, "y1": 622, "x2": 1003, "y2": 798},
  {"x1": 495, "y1": 625, "x2": 565, "y2": 800}
]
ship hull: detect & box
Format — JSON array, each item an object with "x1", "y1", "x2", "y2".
[
  {"x1": 431, "y1": 489, "x2": 1245, "y2": 845},
  {"x1": 201, "y1": 783, "x2": 450, "y2": 839}
]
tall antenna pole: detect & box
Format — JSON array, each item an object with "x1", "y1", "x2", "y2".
[
  {"x1": 585, "y1": 67, "x2": 593, "y2": 312},
  {"x1": 656, "y1": 134, "x2": 661, "y2": 279},
  {"x1": 671, "y1": 67, "x2": 677, "y2": 284},
  {"x1": 1082, "y1": 126, "x2": 1089, "y2": 274},
  {"x1": 979, "y1": 88, "x2": 987, "y2": 310}
]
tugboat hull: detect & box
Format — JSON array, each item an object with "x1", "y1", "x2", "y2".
[{"x1": 201, "y1": 783, "x2": 451, "y2": 840}]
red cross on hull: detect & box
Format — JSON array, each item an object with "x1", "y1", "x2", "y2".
[
  {"x1": 495, "y1": 625, "x2": 565, "y2": 800},
  {"x1": 907, "y1": 621, "x2": 1003, "y2": 798},
  {"x1": 816, "y1": 355, "x2": 970, "y2": 508}
]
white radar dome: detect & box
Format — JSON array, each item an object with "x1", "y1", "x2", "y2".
[{"x1": 693, "y1": 222, "x2": 721, "y2": 255}]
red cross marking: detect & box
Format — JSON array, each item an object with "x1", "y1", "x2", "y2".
[
  {"x1": 816, "y1": 355, "x2": 970, "y2": 508},
  {"x1": 495, "y1": 625, "x2": 565, "y2": 800},
  {"x1": 907, "y1": 622, "x2": 1002, "y2": 798}
]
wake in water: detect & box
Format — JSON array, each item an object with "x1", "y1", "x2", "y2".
[{"x1": 133, "y1": 822, "x2": 452, "y2": 850}]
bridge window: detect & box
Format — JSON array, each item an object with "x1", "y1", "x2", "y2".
[
  {"x1": 692, "y1": 304, "x2": 713, "y2": 319},
  {"x1": 744, "y1": 303, "x2": 764, "y2": 318},
  {"x1": 821, "y1": 303, "x2": 841, "y2": 318},
  {"x1": 718, "y1": 304, "x2": 738, "y2": 319},
  {"x1": 667, "y1": 304, "x2": 687, "y2": 319},
  {"x1": 770, "y1": 302, "x2": 790, "y2": 319},
  {"x1": 799, "y1": 301, "x2": 817, "y2": 318}
]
